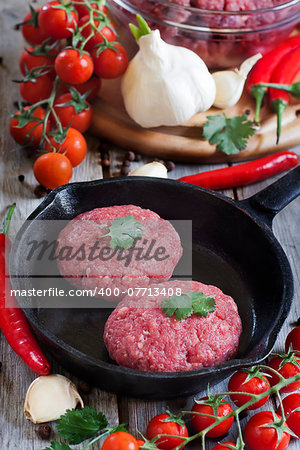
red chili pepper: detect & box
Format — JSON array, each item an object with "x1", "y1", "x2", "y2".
[
  {"x1": 268, "y1": 46, "x2": 300, "y2": 144},
  {"x1": 178, "y1": 151, "x2": 299, "y2": 190},
  {"x1": 0, "y1": 204, "x2": 51, "y2": 375},
  {"x1": 246, "y1": 35, "x2": 300, "y2": 123}
]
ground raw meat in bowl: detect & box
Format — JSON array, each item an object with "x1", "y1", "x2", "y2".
[
  {"x1": 104, "y1": 280, "x2": 242, "y2": 372},
  {"x1": 111, "y1": 0, "x2": 300, "y2": 68},
  {"x1": 57, "y1": 205, "x2": 182, "y2": 300}
]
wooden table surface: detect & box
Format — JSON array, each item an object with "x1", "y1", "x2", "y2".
[{"x1": 1, "y1": 1, "x2": 300, "y2": 449}]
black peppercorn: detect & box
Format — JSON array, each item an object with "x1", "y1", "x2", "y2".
[
  {"x1": 79, "y1": 381, "x2": 92, "y2": 394},
  {"x1": 34, "y1": 185, "x2": 49, "y2": 198},
  {"x1": 165, "y1": 160, "x2": 175, "y2": 172},
  {"x1": 37, "y1": 424, "x2": 52, "y2": 440},
  {"x1": 125, "y1": 151, "x2": 135, "y2": 161},
  {"x1": 121, "y1": 166, "x2": 130, "y2": 176}
]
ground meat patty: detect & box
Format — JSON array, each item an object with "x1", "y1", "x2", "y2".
[
  {"x1": 104, "y1": 280, "x2": 242, "y2": 372},
  {"x1": 57, "y1": 205, "x2": 182, "y2": 299}
]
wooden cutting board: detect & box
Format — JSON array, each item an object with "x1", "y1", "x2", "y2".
[{"x1": 91, "y1": 75, "x2": 300, "y2": 163}]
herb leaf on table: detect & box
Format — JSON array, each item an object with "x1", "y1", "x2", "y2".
[
  {"x1": 45, "y1": 442, "x2": 72, "y2": 450},
  {"x1": 57, "y1": 407, "x2": 108, "y2": 444},
  {"x1": 161, "y1": 291, "x2": 216, "y2": 320},
  {"x1": 203, "y1": 114, "x2": 256, "y2": 155}
]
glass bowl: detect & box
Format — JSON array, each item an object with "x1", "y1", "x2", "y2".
[{"x1": 109, "y1": 0, "x2": 300, "y2": 68}]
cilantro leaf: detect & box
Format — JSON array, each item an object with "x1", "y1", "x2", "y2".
[
  {"x1": 161, "y1": 294, "x2": 193, "y2": 320},
  {"x1": 161, "y1": 291, "x2": 216, "y2": 321},
  {"x1": 191, "y1": 291, "x2": 216, "y2": 317},
  {"x1": 100, "y1": 215, "x2": 144, "y2": 249},
  {"x1": 57, "y1": 407, "x2": 108, "y2": 445},
  {"x1": 203, "y1": 114, "x2": 255, "y2": 155},
  {"x1": 44, "y1": 442, "x2": 72, "y2": 450}
]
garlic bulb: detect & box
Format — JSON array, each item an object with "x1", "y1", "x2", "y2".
[
  {"x1": 213, "y1": 54, "x2": 262, "y2": 109},
  {"x1": 122, "y1": 16, "x2": 216, "y2": 128},
  {"x1": 129, "y1": 161, "x2": 168, "y2": 178},
  {"x1": 24, "y1": 375, "x2": 84, "y2": 423}
]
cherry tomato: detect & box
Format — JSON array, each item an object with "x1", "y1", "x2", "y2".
[
  {"x1": 285, "y1": 326, "x2": 300, "y2": 353},
  {"x1": 34, "y1": 152, "x2": 73, "y2": 189},
  {"x1": 146, "y1": 413, "x2": 188, "y2": 450},
  {"x1": 228, "y1": 369, "x2": 271, "y2": 410},
  {"x1": 73, "y1": 0, "x2": 107, "y2": 18},
  {"x1": 20, "y1": 75, "x2": 53, "y2": 104},
  {"x1": 191, "y1": 397, "x2": 234, "y2": 438},
  {"x1": 102, "y1": 431, "x2": 139, "y2": 450},
  {"x1": 53, "y1": 93, "x2": 92, "y2": 133},
  {"x1": 45, "y1": 127, "x2": 87, "y2": 167},
  {"x1": 19, "y1": 47, "x2": 57, "y2": 78},
  {"x1": 212, "y1": 443, "x2": 236, "y2": 450},
  {"x1": 79, "y1": 15, "x2": 116, "y2": 52},
  {"x1": 244, "y1": 411, "x2": 290, "y2": 450},
  {"x1": 10, "y1": 106, "x2": 49, "y2": 147},
  {"x1": 21, "y1": 8, "x2": 48, "y2": 45},
  {"x1": 136, "y1": 439, "x2": 145, "y2": 447},
  {"x1": 268, "y1": 354, "x2": 300, "y2": 393},
  {"x1": 277, "y1": 393, "x2": 300, "y2": 438},
  {"x1": 92, "y1": 44, "x2": 128, "y2": 79},
  {"x1": 38, "y1": 1, "x2": 78, "y2": 40},
  {"x1": 61, "y1": 76, "x2": 101, "y2": 101},
  {"x1": 55, "y1": 49, "x2": 94, "y2": 85}
]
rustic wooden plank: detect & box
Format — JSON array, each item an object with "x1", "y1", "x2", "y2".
[{"x1": 0, "y1": 2, "x2": 115, "y2": 449}]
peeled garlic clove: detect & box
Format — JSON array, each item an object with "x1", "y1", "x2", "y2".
[
  {"x1": 213, "y1": 53, "x2": 262, "y2": 109},
  {"x1": 129, "y1": 161, "x2": 168, "y2": 178},
  {"x1": 24, "y1": 374, "x2": 84, "y2": 424}
]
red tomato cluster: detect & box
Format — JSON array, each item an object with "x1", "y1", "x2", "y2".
[
  {"x1": 100, "y1": 325, "x2": 300, "y2": 450},
  {"x1": 10, "y1": 0, "x2": 129, "y2": 190}
]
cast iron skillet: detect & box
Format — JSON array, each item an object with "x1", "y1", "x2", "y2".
[{"x1": 10, "y1": 166, "x2": 300, "y2": 399}]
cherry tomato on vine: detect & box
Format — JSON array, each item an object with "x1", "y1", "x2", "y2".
[
  {"x1": 212, "y1": 443, "x2": 237, "y2": 450},
  {"x1": 285, "y1": 326, "x2": 300, "y2": 353},
  {"x1": 20, "y1": 74, "x2": 53, "y2": 104},
  {"x1": 146, "y1": 413, "x2": 188, "y2": 450},
  {"x1": 38, "y1": 1, "x2": 78, "y2": 40},
  {"x1": 21, "y1": 8, "x2": 48, "y2": 45},
  {"x1": 61, "y1": 76, "x2": 101, "y2": 101},
  {"x1": 191, "y1": 397, "x2": 233, "y2": 438},
  {"x1": 228, "y1": 369, "x2": 271, "y2": 410},
  {"x1": 277, "y1": 393, "x2": 300, "y2": 438},
  {"x1": 34, "y1": 152, "x2": 73, "y2": 189},
  {"x1": 55, "y1": 49, "x2": 94, "y2": 85},
  {"x1": 45, "y1": 127, "x2": 87, "y2": 167},
  {"x1": 19, "y1": 47, "x2": 57, "y2": 78},
  {"x1": 79, "y1": 15, "x2": 116, "y2": 52},
  {"x1": 102, "y1": 431, "x2": 139, "y2": 450},
  {"x1": 10, "y1": 106, "x2": 49, "y2": 147},
  {"x1": 268, "y1": 353, "x2": 300, "y2": 393},
  {"x1": 244, "y1": 411, "x2": 290, "y2": 450},
  {"x1": 53, "y1": 93, "x2": 92, "y2": 133},
  {"x1": 73, "y1": 0, "x2": 107, "y2": 18},
  {"x1": 91, "y1": 44, "x2": 128, "y2": 79}
]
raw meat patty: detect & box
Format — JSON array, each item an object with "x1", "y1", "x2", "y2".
[
  {"x1": 104, "y1": 280, "x2": 242, "y2": 372},
  {"x1": 57, "y1": 205, "x2": 182, "y2": 299}
]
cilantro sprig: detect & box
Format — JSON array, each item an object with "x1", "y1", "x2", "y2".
[
  {"x1": 203, "y1": 114, "x2": 256, "y2": 155},
  {"x1": 100, "y1": 215, "x2": 144, "y2": 249},
  {"x1": 161, "y1": 291, "x2": 216, "y2": 321},
  {"x1": 57, "y1": 407, "x2": 108, "y2": 444},
  {"x1": 44, "y1": 407, "x2": 126, "y2": 450}
]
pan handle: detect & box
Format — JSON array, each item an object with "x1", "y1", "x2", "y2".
[{"x1": 238, "y1": 165, "x2": 300, "y2": 226}]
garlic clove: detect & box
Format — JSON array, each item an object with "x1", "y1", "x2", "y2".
[
  {"x1": 24, "y1": 374, "x2": 84, "y2": 424},
  {"x1": 129, "y1": 161, "x2": 168, "y2": 178},
  {"x1": 213, "y1": 53, "x2": 262, "y2": 109}
]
